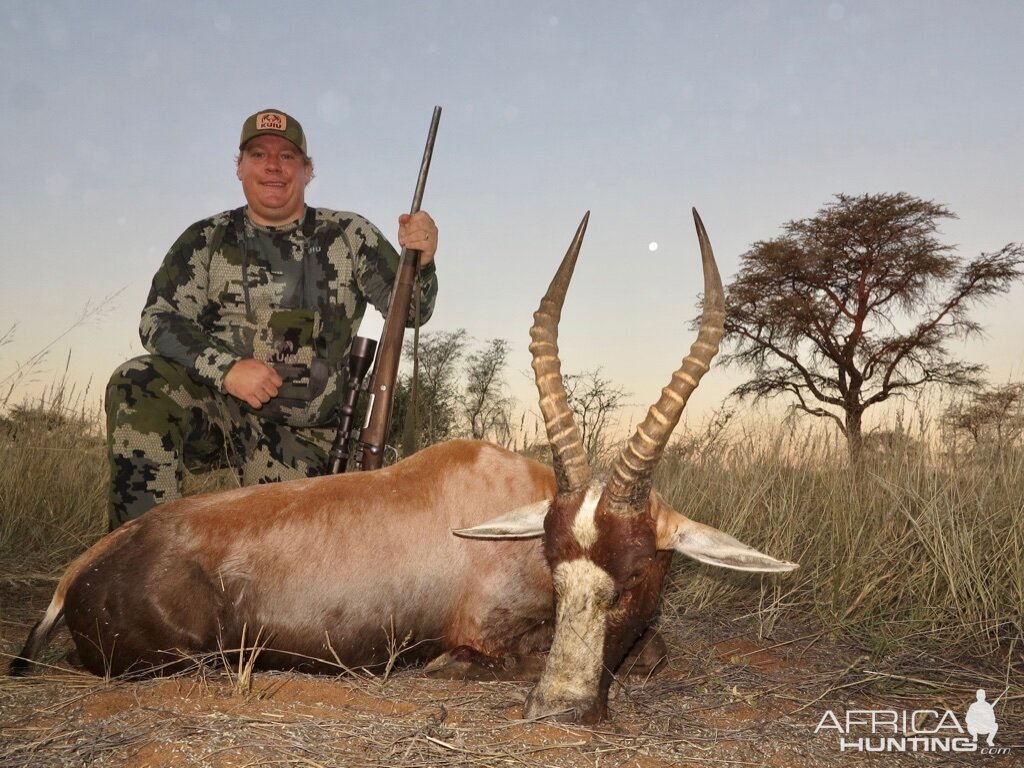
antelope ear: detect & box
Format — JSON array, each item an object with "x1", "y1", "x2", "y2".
[
  {"x1": 658, "y1": 512, "x2": 799, "y2": 573},
  {"x1": 452, "y1": 499, "x2": 550, "y2": 539}
]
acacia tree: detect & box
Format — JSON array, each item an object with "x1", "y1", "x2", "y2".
[
  {"x1": 944, "y1": 382, "x2": 1024, "y2": 452},
  {"x1": 723, "y1": 193, "x2": 1024, "y2": 458},
  {"x1": 390, "y1": 329, "x2": 468, "y2": 451},
  {"x1": 462, "y1": 338, "x2": 514, "y2": 445},
  {"x1": 388, "y1": 330, "x2": 515, "y2": 453},
  {"x1": 563, "y1": 368, "x2": 630, "y2": 462}
]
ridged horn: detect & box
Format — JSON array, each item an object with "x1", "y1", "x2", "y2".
[
  {"x1": 529, "y1": 212, "x2": 592, "y2": 496},
  {"x1": 604, "y1": 209, "x2": 725, "y2": 512}
]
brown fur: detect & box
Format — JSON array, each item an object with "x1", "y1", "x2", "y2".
[{"x1": 13, "y1": 440, "x2": 559, "y2": 677}]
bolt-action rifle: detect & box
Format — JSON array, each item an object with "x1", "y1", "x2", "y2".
[{"x1": 327, "y1": 106, "x2": 441, "y2": 474}]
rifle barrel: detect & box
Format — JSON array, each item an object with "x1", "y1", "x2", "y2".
[
  {"x1": 409, "y1": 106, "x2": 442, "y2": 215},
  {"x1": 357, "y1": 106, "x2": 442, "y2": 471}
]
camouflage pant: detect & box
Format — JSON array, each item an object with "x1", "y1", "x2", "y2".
[{"x1": 105, "y1": 355, "x2": 337, "y2": 530}]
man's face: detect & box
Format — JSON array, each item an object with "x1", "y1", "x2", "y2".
[{"x1": 236, "y1": 135, "x2": 312, "y2": 226}]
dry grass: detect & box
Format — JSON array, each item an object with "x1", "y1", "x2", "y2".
[
  {"x1": 6, "y1": 609, "x2": 1019, "y2": 768},
  {"x1": 656, "y1": 421, "x2": 1024, "y2": 665},
  {"x1": 0, "y1": 390, "x2": 237, "y2": 575},
  {"x1": 2, "y1": 395, "x2": 1023, "y2": 765},
  {"x1": 0, "y1": 388, "x2": 108, "y2": 573},
  {"x1": 3, "y1": 394, "x2": 1023, "y2": 666}
]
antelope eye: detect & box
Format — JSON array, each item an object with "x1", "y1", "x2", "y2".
[{"x1": 622, "y1": 569, "x2": 645, "y2": 590}]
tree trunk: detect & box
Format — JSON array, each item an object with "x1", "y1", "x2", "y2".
[{"x1": 845, "y1": 407, "x2": 864, "y2": 462}]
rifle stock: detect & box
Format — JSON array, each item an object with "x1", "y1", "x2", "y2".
[
  {"x1": 356, "y1": 106, "x2": 441, "y2": 471},
  {"x1": 326, "y1": 335, "x2": 377, "y2": 474}
]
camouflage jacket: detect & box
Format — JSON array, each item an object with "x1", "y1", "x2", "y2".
[{"x1": 140, "y1": 206, "x2": 437, "y2": 424}]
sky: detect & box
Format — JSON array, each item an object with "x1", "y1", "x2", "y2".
[{"x1": 2, "y1": 0, "x2": 1023, "y2": 436}]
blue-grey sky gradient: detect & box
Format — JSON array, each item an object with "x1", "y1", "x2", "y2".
[{"x1": 3, "y1": 1, "x2": 1022, "y2": 431}]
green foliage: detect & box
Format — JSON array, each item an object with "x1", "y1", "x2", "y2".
[
  {"x1": 389, "y1": 329, "x2": 468, "y2": 451},
  {"x1": 463, "y1": 338, "x2": 514, "y2": 444},
  {"x1": 389, "y1": 329, "x2": 515, "y2": 454}
]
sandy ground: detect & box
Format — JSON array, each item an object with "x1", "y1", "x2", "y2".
[{"x1": 1, "y1": 577, "x2": 1020, "y2": 768}]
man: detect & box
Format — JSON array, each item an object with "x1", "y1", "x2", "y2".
[
  {"x1": 105, "y1": 109, "x2": 438, "y2": 529},
  {"x1": 966, "y1": 689, "x2": 1000, "y2": 747}
]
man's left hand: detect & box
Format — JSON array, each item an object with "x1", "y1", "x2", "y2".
[{"x1": 398, "y1": 211, "x2": 437, "y2": 268}]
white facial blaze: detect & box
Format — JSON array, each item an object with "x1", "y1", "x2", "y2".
[
  {"x1": 570, "y1": 485, "x2": 602, "y2": 550},
  {"x1": 527, "y1": 558, "x2": 615, "y2": 718}
]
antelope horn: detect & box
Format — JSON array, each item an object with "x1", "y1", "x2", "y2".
[
  {"x1": 529, "y1": 212, "x2": 592, "y2": 496},
  {"x1": 605, "y1": 209, "x2": 725, "y2": 512}
]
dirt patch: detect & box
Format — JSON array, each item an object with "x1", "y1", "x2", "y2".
[
  {"x1": 714, "y1": 636, "x2": 792, "y2": 672},
  {"x1": 1, "y1": 577, "x2": 1020, "y2": 767}
]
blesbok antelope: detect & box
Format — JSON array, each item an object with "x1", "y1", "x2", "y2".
[{"x1": 10, "y1": 210, "x2": 797, "y2": 725}]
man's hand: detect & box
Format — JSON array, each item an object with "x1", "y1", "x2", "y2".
[
  {"x1": 223, "y1": 359, "x2": 283, "y2": 409},
  {"x1": 398, "y1": 210, "x2": 438, "y2": 268}
]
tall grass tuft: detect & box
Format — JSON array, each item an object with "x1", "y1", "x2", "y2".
[
  {"x1": 656, "y1": 420, "x2": 1024, "y2": 660},
  {"x1": 0, "y1": 382, "x2": 108, "y2": 574}
]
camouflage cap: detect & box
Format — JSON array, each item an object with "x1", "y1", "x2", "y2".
[{"x1": 239, "y1": 109, "x2": 308, "y2": 155}]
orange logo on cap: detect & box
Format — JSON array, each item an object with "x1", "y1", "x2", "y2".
[{"x1": 256, "y1": 112, "x2": 287, "y2": 131}]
